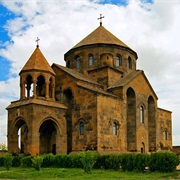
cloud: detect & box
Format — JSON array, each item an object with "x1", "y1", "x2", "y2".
[{"x1": 0, "y1": 0, "x2": 180, "y2": 145}]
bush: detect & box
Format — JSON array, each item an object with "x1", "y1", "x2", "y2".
[
  {"x1": 133, "y1": 153, "x2": 150, "y2": 172},
  {"x1": 105, "y1": 154, "x2": 121, "y2": 170},
  {"x1": 149, "y1": 152, "x2": 179, "y2": 172},
  {"x1": 94, "y1": 154, "x2": 121, "y2": 170},
  {"x1": 121, "y1": 153, "x2": 135, "y2": 171},
  {"x1": 21, "y1": 156, "x2": 32, "y2": 167},
  {"x1": 80, "y1": 151, "x2": 97, "y2": 174},
  {"x1": 0, "y1": 156, "x2": 4, "y2": 166},
  {"x1": 3, "y1": 154, "x2": 13, "y2": 170},
  {"x1": 12, "y1": 155, "x2": 23, "y2": 167},
  {"x1": 54, "y1": 154, "x2": 71, "y2": 168},
  {"x1": 42, "y1": 153, "x2": 55, "y2": 167},
  {"x1": 68, "y1": 154, "x2": 83, "y2": 168},
  {"x1": 32, "y1": 155, "x2": 43, "y2": 171}
]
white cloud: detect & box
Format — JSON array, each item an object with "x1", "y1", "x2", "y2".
[{"x1": 0, "y1": 0, "x2": 180, "y2": 145}]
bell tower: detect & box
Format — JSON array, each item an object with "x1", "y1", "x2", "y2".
[
  {"x1": 7, "y1": 44, "x2": 67, "y2": 156},
  {"x1": 19, "y1": 44, "x2": 56, "y2": 100}
]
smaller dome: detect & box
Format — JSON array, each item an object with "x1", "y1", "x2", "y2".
[{"x1": 20, "y1": 46, "x2": 55, "y2": 75}]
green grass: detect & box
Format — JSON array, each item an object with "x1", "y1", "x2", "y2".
[{"x1": 0, "y1": 167, "x2": 180, "y2": 179}]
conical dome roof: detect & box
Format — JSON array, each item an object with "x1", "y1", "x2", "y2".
[
  {"x1": 20, "y1": 46, "x2": 55, "y2": 75},
  {"x1": 71, "y1": 25, "x2": 133, "y2": 51}
]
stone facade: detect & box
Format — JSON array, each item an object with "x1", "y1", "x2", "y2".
[{"x1": 7, "y1": 23, "x2": 172, "y2": 155}]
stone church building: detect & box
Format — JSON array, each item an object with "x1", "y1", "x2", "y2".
[{"x1": 7, "y1": 21, "x2": 172, "y2": 155}]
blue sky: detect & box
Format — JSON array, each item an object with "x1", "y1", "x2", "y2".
[
  {"x1": 0, "y1": 0, "x2": 180, "y2": 146},
  {"x1": 0, "y1": 0, "x2": 153, "y2": 81},
  {"x1": 0, "y1": 3, "x2": 13, "y2": 81}
]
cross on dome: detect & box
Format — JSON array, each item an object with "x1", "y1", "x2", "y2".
[
  {"x1": 36, "y1": 37, "x2": 40, "y2": 47},
  {"x1": 98, "y1": 14, "x2": 104, "y2": 26}
]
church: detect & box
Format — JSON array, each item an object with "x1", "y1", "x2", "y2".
[{"x1": 6, "y1": 17, "x2": 172, "y2": 155}]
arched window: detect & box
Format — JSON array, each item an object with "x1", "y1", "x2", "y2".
[
  {"x1": 80, "y1": 122, "x2": 84, "y2": 135},
  {"x1": 89, "y1": 55, "x2": 94, "y2": 66},
  {"x1": 113, "y1": 122, "x2": 117, "y2": 135},
  {"x1": 76, "y1": 56, "x2": 80, "y2": 68},
  {"x1": 164, "y1": 129, "x2": 168, "y2": 140},
  {"x1": 37, "y1": 75, "x2": 45, "y2": 97},
  {"x1": 140, "y1": 106, "x2": 144, "y2": 123},
  {"x1": 116, "y1": 55, "x2": 121, "y2": 66},
  {"x1": 128, "y1": 57, "x2": 132, "y2": 69},
  {"x1": 26, "y1": 75, "x2": 33, "y2": 97}
]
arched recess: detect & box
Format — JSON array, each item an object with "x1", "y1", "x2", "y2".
[
  {"x1": 148, "y1": 96, "x2": 156, "y2": 152},
  {"x1": 12, "y1": 119, "x2": 29, "y2": 154},
  {"x1": 126, "y1": 87, "x2": 136, "y2": 151},
  {"x1": 26, "y1": 75, "x2": 33, "y2": 97},
  {"x1": 63, "y1": 88, "x2": 74, "y2": 153},
  {"x1": 39, "y1": 119, "x2": 60, "y2": 154},
  {"x1": 36, "y1": 75, "x2": 45, "y2": 97}
]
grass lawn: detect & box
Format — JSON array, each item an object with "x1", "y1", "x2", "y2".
[{"x1": 0, "y1": 167, "x2": 180, "y2": 179}]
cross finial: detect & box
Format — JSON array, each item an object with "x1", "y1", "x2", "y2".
[
  {"x1": 36, "y1": 37, "x2": 40, "y2": 47},
  {"x1": 98, "y1": 14, "x2": 104, "y2": 26}
]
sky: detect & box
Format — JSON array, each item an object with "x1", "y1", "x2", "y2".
[{"x1": 0, "y1": 0, "x2": 180, "y2": 146}]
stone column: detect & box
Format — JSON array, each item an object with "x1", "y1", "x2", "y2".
[
  {"x1": 33, "y1": 80, "x2": 37, "y2": 98},
  {"x1": 28, "y1": 131, "x2": 39, "y2": 156},
  {"x1": 20, "y1": 82, "x2": 25, "y2": 99},
  {"x1": 52, "y1": 84, "x2": 55, "y2": 100},
  {"x1": 45, "y1": 81, "x2": 49, "y2": 99},
  {"x1": 8, "y1": 134, "x2": 19, "y2": 154}
]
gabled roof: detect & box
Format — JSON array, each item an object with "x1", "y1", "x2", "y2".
[
  {"x1": 108, "y1": 70, "x2": 158, "y2": 99},
  {"x1": 52, "y1": 63, "x2": 103, "y2": 87},
  {"x1": 70, "y1": 25, "x2": 136, "y2": 54},
  {"x1": 20, "y1": 46, "x2": 55, "y2": 75},
  {"x1": 109, "y1": 70, "x2": 142, "y2": 88}
]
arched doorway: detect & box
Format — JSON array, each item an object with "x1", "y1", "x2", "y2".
[
  {"x1": 126, "y1": 87, "x2": 136, "y2": 151},
  {"x1": 39, "y1": 120, "x2": 58, "y2": 154},
  {"x1": 13, "y1": 119, "x2": 29, "y2": 154},
  {"x1": 148, "y1": 96, "x2": 156, "y2": 152},
  {"x1": 141, "y1": 142, "x2": 145, "y2": 153}
]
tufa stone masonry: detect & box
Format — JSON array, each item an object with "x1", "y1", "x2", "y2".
[{"x1": 6, "y1": 22, "x2": 172, "y2": 155}]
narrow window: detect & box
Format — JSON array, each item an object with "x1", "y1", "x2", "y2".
[
  {"x1": 89, "y1": 55, "x2": 94, "y2": 66},
  {"x1": 113, "y1": 122, "x2": 117, "y2": 135},
  {"x1": 67, "y1": 61, "x2": 70, "y2": 68},
  {"x1": 76, "y1": 56, "x2": 80, "y2": 68},
  {"x1": 80, "y1": 122, "x2": 84, "y2": 135},
  {"x1": 164, "y1": 129, "x2": 168, "y2": 140},
  {"x1": 116, "y1": 55, "x2": 121, "y2": 66},
  {"x1": 140, "y1": 106, "x2": 144, "y2": 123},
  {"x1": 128, "y1": 57, "x2": 132, "y2": 69}
]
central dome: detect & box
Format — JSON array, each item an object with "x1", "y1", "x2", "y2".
[{"x1": 72, "y1": 25, "x2": 130, "y2": 49}]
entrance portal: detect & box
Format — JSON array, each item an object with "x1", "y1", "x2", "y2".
[{"x1": 39, "y1": 120, "x2": 57, "y2": 154}]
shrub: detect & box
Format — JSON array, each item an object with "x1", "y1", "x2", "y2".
[
  {"x1": 54, "y1": 154, "x2": 70, "y2": 168},
  {"x1": 32, "y1": 155, "x2": 43, "y2": 171},
  {"x1": 42, "y1": 153, "x2": 55, "y2": 167},
  {"x1": 121, "y1": 153, "x2": 135, "y2": 171},
  {"x1": 149, "y1": 152, "x2": 179, "y2": 172},
  {"x1": 3, "y1": 154, "x2": 13, "y2": 170},
  {"x1": 80, "y1": 151, "x2": 97, "y2": 174},
  {"x1": 106, "y1": 154, "x2": 121, "y2": 170},
  {"x1": 94, "y1": 154, "x2": 121, "y2": 170},
  {"x1": 21, "y1": 156, "x2": 32, "y2": 167},
  {"x1": 0, "y1": 156, "x2": 4, "y2": 166},
  {"x1": 133, "y1": 153, "x2": 150, "y2": 172},
  {"x1": 12, "y1": 155, "x2": 23, "y2": 167},
  {"x1": 68, "y1": 154, "x2": 83, "y2": 168}
]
